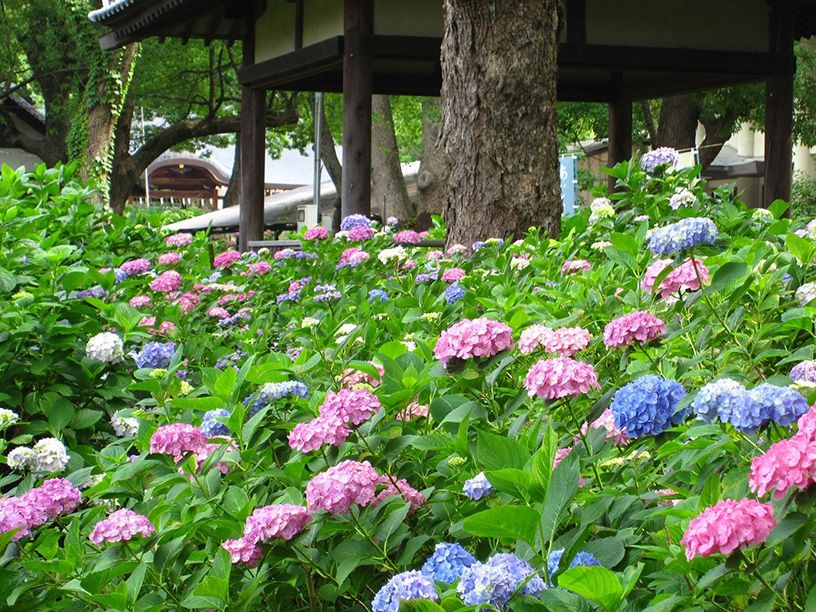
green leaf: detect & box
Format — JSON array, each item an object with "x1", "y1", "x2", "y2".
[
  {"x1": 768, "y1": 199, "x2": 789, "y2": 218},
  {"x1": 708, "y1": 262, "x2": 747, "y2": 294},
  {"x1": 610, "y1": 232, "x2": 639, "y2": 256},
  {"x1": 0, "y1": 268, "x2": 17, "y2": 292},
  {"x1": 531, "y1": 424, "x2": 557, "y2": 498},
  {"x1": 764, "y1": 512, "x2": 809, "y2": 547},
  {"x1": 401, "y1": 602, "x2": 447, "y2": 612},
  {"x1": 212, "y1": 367, "x2": 237, "y2": 401},
  {"x1": 540, "y1": 453, "x2": 579, "y2": 544},
  {"x1": 484, "y1": 468, "x2": 533, "y2": 500},
  {"x1": 41, "y1": 392, "x2": 75, "y2": 433},
  {"x1": 558, "y1": 566, "x2": 624, "y2": 612},
  {"x1": 786, "y1": 232, "x2": 814, "y2": 265},
  {"x1": 476, "y1": 430, "x2": 530, "y2": 471},
  {"x1": 463, "y1": 506, "x2": 540, "y2": 546}
]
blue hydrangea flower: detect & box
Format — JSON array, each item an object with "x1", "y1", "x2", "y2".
[
  {"x1": 369, "y1": 289, "x2": 389, "y2": 303},
  {"x1": 219, "y1": 311, "x2": 251, "y2": 327},
  {"x1": 371, "y1": 571, "x2": 438, "y2": 612},
  {"x1": 750, "y1": 383, "x2": 808, "y2": 428},
  {"x1": 277, "y1": 289, "x2": 301, "y2": 304},
  {"x1": 611, "y1": 375, "x2": 687, "y2": 438},
  {"x1": 416, "y1": 271, "x2": 438, "y2": 284},
  {"x1": 445, "y1": 283, "x2": 466, "y2": 304},
  {"x1": 547, "y1": 549, "x2": 601, "y2": 583},
  {"x1": 458, "y1": 554, "x2": 544, "y2": 607},
  {"x1": 244, "y1": 381, "x2": 309, "y2": 417},
  {"x1": 113, "y1": 268, "x2": 127, "y2": 283},
  {"x1": 791, "y1": 361, "x2": 816, "y2": 384},
  {"x1": 201, "y1": 409, "x2": 231, "y2": 437},
  {"x1": 340, "y1": 214, "x2": 373, "y2": 232},
  {"x1": 134, "y1": 341, "x2": 176, "y2": 369},
  {"x1": 472, "y1": 241, "x2": 486, "y2": 251},
  {"x1": 421, "y1": 543, "x2": 477, "y2": 584},
  {"x1": 641, "y1": 147, "x2": 680, "y2": 173},
  {"x1": 647, "y1": 217, "x2": 718, "y2": 255},
  {"x1": 692, "y1": 379, "x2": 750, "y2": 424},
  {"x1": 463, "y1": 472, "x2": 493, "y2": 500},
  {"x1": 486, "y1": 554, "x2": 546, "y2": 595},
  {"x1": 76, "y1": 286, "x2": 108, "y2": 299}
]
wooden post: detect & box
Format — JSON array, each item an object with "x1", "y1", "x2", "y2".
[
  {"x1": 238, "y1": 10, "x2": 266, "y2": 251},
  {"x1": 607, "y1": 98, "x2": 632, "y2": 193},
  {"x1": 764, "y1": 7, "x2": 795, "y2": 207},
  {"x1": 341, "y1": 0, "x2": 373, "y2": 220}
]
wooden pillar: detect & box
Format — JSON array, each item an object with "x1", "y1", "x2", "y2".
[
  {"x1": 764, "y1": 6, "x2": 795, "y2": 207},
  {"x1": 341, "y1": 0, "x2": 373, "y2": 220},
  {"x1": 238, "y1": 11, "x2": 266, "y2": 251},
  {"x1": 607, "y1": 98, "x2": 632, "y2": 193}
]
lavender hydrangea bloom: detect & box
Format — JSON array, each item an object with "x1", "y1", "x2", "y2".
[
  {"x1": 611, "y1": 375, "x2": 687, "y2": 438},
  {"x1": 458, "y1": 554, "x2": 544, "y2": 607},
  {"x1": 76, "y1": 286, "x2": 108, "y2": 299},
  {"x1": 790, "y1": 361, "x2": 816, "y2": 384},
  {"x1": 692, "y1": 379, "x2": 751, "y2": 424},
  {"x1": 641, "y1": 147, "x2": 680, "y2": 173},
  {"x1": 487, "y1": 554, "x2": 546, "y2": 595},
  {"x1": 463, "y1": 472, "x2": 493, "y2": 500},
  {"x1": 219, "y1": 311, "x2": 251, "y2": 328},
  {"x1": 471, "y1": 241, "x2": 486, "y2": 251},
  {"x1": 547, "y1": 548, "x2": 601, "y2": 582},
  {"x1": 445, "y1": 283, "x2": 466, "y2": 304},
  {"x1": 415, "y1": 271, "x2": 439, "y2": 284},
  {"x1": 244, "y1": 381, "x2": 309, "y2": 417},
  {"x1": 647, "y1": 217, "x2": 718, "y2": 255},
  {"x1": 750, "y1": 383, "x2": 808, "y2": 428},
  {"x1": 134, "y1": 342, "x2": 176, "y2": 369},
  {"x1": 340, "y1": 214, "x2": 373, "y2": 231},
  {"x1": 201, "y1": 409, "x2": 231, "y2": 437},
  {"x1": 371, "y1": 571, "x2": 438, "y2": 612},
  {"x1": 421, "y1": 543, "x2": 477, "y2": 584},
  {"x1": 368, "y1": 289, "x2": 389, "y2": 303},
  {"x1": 277, "y1": 289, "x2": 301, "y2": 304}
]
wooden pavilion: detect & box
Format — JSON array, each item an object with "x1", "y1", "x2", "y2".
[{"x1": 89, "y1": 0, "x2": 816, "y2": 249}]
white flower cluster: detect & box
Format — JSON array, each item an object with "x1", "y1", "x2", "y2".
[
  {"x1": 589, "y1": 197, "x2": 615, "y2": 224},
  {"x1": 85, "y1": 332, "x2": 124, "y2": 363},
  {"x1": 7, "y1": 437, "x2": 69, "y2": 473},
  {"x1": 669, "y1": 188, "x2": 696, "y2": 210},
  {"x1": 796, "y1": 282, "x2": 816, "y2": 306},
  {"x1": 591, "y1": 241, "x2": 612, "y2": 251},
  {"x1": 0, "y1": 408, "x2": 19, "y2": 431},
  {"x1": 111, "y1": 411, "x2": 139, "y2": 438},
  {"x1": 378, "y1": 246, "x2": 407, "y2": 264},
  {"x1": 302, "y1": 317, "x2": 320, "y2": 329},
  {"x1": 336, "y1": 323, "x2": 359, "y2": 345},
  {"x1": 510, "y1": 256, "x2": 530, "y2": 270}
]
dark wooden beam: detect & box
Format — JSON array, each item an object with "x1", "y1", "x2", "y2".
[
  {"x1": 366, "y1": 36, "x2": 442, "y2": 60},
  {"x1": 566, "y1": 0, "x2": 587, "y2": 45},
  {"x1": 764, "y1": 5, "x2": 796, "y2": 207},
  {"x1": 239, "y1": 37, "x2": 344, "y2": 89},
  {"x1": 341, "y1": 0, "x2": 373, "y2": 219},
  {"x1": 239, "y1": 10, "x2": 266, "y2": 251},
  {"x1": 295, "y1": 0, "x2": 304, "y2": 49}
]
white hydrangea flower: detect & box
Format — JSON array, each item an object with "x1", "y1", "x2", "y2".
[
  {"x1": 589, "y1": 203, "x2": 615, "y2": 224},
  {"x1": 590, "y1": 197, "x2": 612, "y2": 212},
  {"x1": 806, "y1": 219, "x2": 816, "y2": 239},
  {"x1": 85, "y1": 332, "x2": 124, "y2": 363},
  {"x1": 111, "y1": 411, "x2": 139, "y2": 438},
  {"x1": 510, "y1": 256, "x2": 530, "y2": 270},
  {"x1": 420, "y1": 312, "x2": 441, "y2": 322},
  {"x1": 7, "y1": 446, "x2": 36, "y2": 471},
  {"x1": 796, "y1": 282, "x2": 816, "y2": 306},
  {"x1": 378, "y1": 246, "x2": 407, "y2": 264},
  {"x1": 337, "y1": 323, "x2": 357, "y2": 336},
  {"x1": 32, "y1": 438, "x2": 69, "y2": 473},
  {"x1": 0, "y1": 408, "x2": 19, "y2": 430},
  {"x1": 669, "y1": 188, "x2": 696, "y2": 210},
  {"x1": 302, "y1": 317, "x2": 320, "y2": 329},
  {"x1": 179, "y1": 381, "x2": 193, "y2": 396},
  {"x1": 591, "y1": 241, "x2": 612, "y2": 251}
]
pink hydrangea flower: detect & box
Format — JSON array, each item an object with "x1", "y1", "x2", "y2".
[
  {"x1": 120, "y1": 259, "x2": 152, "y2": 276},
  {"x1": 338, "y1": 247, "x2": 370, "y2": 268},
  {"x1": 158, "y1": 252, "x2": 181, "y2": 266},
  {"x1": 797, "y1": 403, "x2": 816, "y2": 441},
  {"x1": 371, "y1": 476, "x2": 426, "y2": 510},
  {"x1": 659, "y1": 258, "x2": 709, "y2": 298},
  {"x1": 518, "y1": 325, "x2": 553, "y2": 354},
  {"x1": 129, "y1": 295, "x2": 151, "y2": 309},
  {"x1": 208, "y1": 306, "x2": 230, "y2": 319},
  {"x1": 222, "y1": 537, "x2": 263, "y2": 567},
  {"x1": 562, "y1": 259, "x2": 591, "y2": 274},
  {"x1": 447, "y1": 244, "x2": 468, "y2": 256},
  {"x1": 543, "y1": 327, "x2": 591, "y2": 357},
  {"x1": 149, "y1": 424, "x2": 208, "y2": 462},
  {"x1": 603, "y1": 311, "x2": 666, "y2": 349},
  {"x1": 288, "y1": 413, "x2": 350, "y2": 452},
  {"x1": 348, "y1": 226, "x2": 376, "y2": 242},
  {"x1": 433, "y1": 318, "x2": 515, "y2": 368},
  {"x1": 426, "y1": 250, "x2": 444, "y2": 261},
  {"x1": 680, "y1": 499, "x2": 776, "y2": 560},
  {"x1": 1, "y1": 479, "x2": 82, "y2": 541},
  {"x1": 213, "y1": 250, "x2": 241, "y2": 268},
  {"x1": 340, "y1": 364, "x2": 384, "y2": 388},
  {"x1": 149, "y1": 270, "x2": 182, "y2": 293},
  {"x1": 89, "y1": 508, "x2": 155, "y2": 545},
  {"x1": 401, "y1": 259, "x2": 417, "y2": 270},
  {"x1": 394, "y1": 230, "x2": 422, "y2": 245},
  {"x1": 582, "y1": 408, "x2": 628, "y2": 446},
  {"x1": 396, "y1": 401, "x2": 429, "y2": 421},
  {"x1": 244, "y1": 504, "x2": 311, "y2": 543},
  {"x1": 305, "y1": 460, "x2": 380, "y2": 514},
  {"x1": 441, "y1": 267, "x2": 466, "y2": 283},
  {"x1": 304, "y1": 226, "x2": 329, "y2": 240},
  {"x1": 175, "y1": 292, "x2": 199, "y2": 315},
  {"x1": 243, "y1": 261, "x2": 272, "y2": 276},
  {"x1": 641, "y1": 259, "x2": 673, "y2": 294},
  {"x1": 524, "y1": 358, "x2": 600, "y2": 400},
  {"x1": 319, "y1": 388, "x2": 382, "y2": 426},
  {"x1": 749, "y1": 433, "x2": 816, "y2": 499},
  {"x1": 166, "y1": 234, "x2": 193, "y2": 247}
]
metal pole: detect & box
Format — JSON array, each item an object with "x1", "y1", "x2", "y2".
[
  {"x1": 141, "y1": 107, "x2": 151, "y2": 207},
  {"x1": 313, "y1": 92, "x2": 323, "y2": 213}
]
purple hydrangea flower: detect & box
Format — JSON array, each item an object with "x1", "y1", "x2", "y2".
[
  {"x1": 791, "y1": 361, "x2": 816, "y2": 384},
  {"x1": 445, "y1": 283, "x2": 466, "y2": 304},
  {"x1": 641, "y1": 147, "x2": 680, "y2": 173},
  {"x1": 647, "y1": 218, "x2": 718, "y2": 255},
  {"x1": 134, "y1": 342, "x2": 176, "y2": 370},
  {"x1": 371, "y1": 571, "x2": 438, "y2": 612},
  {"x1": 421, "y1": 542, "x2": 477, "y2": 584},
  {"x1": 463, "y1": 472, "x2": 493, "y2": 500}
]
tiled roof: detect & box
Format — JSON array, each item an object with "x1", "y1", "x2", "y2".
[{"x1": 88, "y1": 0, "x2": 143, "y2": 23}]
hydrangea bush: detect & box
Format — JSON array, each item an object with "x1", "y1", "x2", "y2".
[{"x1": 1, "y1": 158, "x2": 816, "y2": 609}]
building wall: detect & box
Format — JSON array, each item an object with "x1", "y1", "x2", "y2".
[{"x1": 0, "y1": 148, "x2": 44, "y2": 172}]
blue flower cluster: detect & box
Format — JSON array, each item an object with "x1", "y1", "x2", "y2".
[
  {"x1": 458, "y1": 553, "x2": 545, "y2": 607},
  {"x1": 371, "y1": 571, "x2": 438, "y2": 612},
  {"x1": 420, "y1": 543, "x2": 477, "y2": 584},
  {"x1": 214, "y1": 350, "x2": 247, "y2": 371},
  {"x1": 790, "y1": 360, "x2": 816, "y2": 384},
  {"x1": 471, "y1": 241, "x2": 486, "y2": 251},
  {"x1": 415, "y1": 271, "x2": 438, "y2": 284},
  {"x1": 641, "y1": 147, "x2": 679, "y2": 173},
  {"x1": 445, "y1": 283, "x2": 466, "y2": 304},
  {"x1": 611, "y1": 375, "x2": 687, "y2": 438},
  {"x1": 463, "y1": 472, "x2": 493, "y2": 500},
  {"x1": 244, "y1": 381, "x2": 309, "y2": 417},
  {"x1": 692, "y1": 379, "x2": 808, "y2": 433},
  {"x1": 547, "y1": 549, "x2": 601, "y2": 583},
  {"x1": 134, "y1": 341, "x2": 176, "y2": 370},
  {"x1": 340, "y1": 214, "x2": 373, "y2": 231},
  {"x1": 647, "y1": 217, "x2": 718, "y2": 255},
  {"x1": 277, "y1": 289, "x2": 301, "y2": 304},
  {"x1": 112, "y1": 268, "x2": 127, "y2": 283},
  {"x1": 201, "y1": 409, "x2": 230, "y2": 437},
  {"x1": 218, "y1": 311, "x2": 251, "y2": 328},
  {"x1": 76, "y1": 286, "x2": 108, "y2": 299},
  {"x1": 368, "y1": 289, "x2": 388, "y2": 303}
]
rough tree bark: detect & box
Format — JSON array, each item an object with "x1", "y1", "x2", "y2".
[
  {"x1": 415, "y1": 97, "x2": 446, "y2": 232},
  {"x1": 654, "y1": 95, "x2": 699, "y2": 150},
  {"x1": 371, "y1": 94, "x2": 414, "y2": 223},
  {"x1": 440, "y1": 0, "x2": 562, "y2": 247}
]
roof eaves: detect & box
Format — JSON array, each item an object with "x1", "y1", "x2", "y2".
[{"x1": 88, "y1": 0, "x2": 145, "y2": 23}]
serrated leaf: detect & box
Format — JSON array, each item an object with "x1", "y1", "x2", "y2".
[{"x1": 558, "y1": 566, "x2": 623, "y2": 612}]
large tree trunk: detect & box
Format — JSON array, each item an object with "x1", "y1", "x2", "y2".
[
  {"x1": 440, "y1": 0, "x2": 562, "y2": 247},
  {"x1": 415, "y1": 97, "x2": 446, "y2": 232},
  {"x1": 222, "y1": 133, "x2": 242, "y2": 208},
  {"x1": 371, "y1": 94, "x2": 414, "y2": 223},
  {"x1": 654, "y1": 95, "x2": 700, "y2": 150},
  {"x1": 109, "y1": 94, "x2": 137, "y2": 214}
]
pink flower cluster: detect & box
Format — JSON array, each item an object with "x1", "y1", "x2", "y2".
[
  {"x1": 306, "y1": 460, "x2": 380, "y2": 514},
  {"x1": 582, "y1": 408, "x2": 628, "y2": 446},
  {"x1": 138, "y1": 317, "x2": 175, "y2": 335},
  {"x1": 175, "y1": 291, "x2": 199, "y2": 315},
  {"x1": 518, "y1": 325, "x2": 590, "y2": 357},
  {"x1": 524, "y1": 357, "x2": 600, "y2": 400},
  {"x1": 304, "y1": 226, "x2": 329, "y2": 240},
  {"x1": 394, "y1": 230, "x2": 422, "y2": 245},
  {"x1": 338, "y1": 247, "x2": 370, "y2": 268},
  {"x1": 433, "y1": 318, "x2": 515, "y2": 368},
  {"x1": 213, "y1": 250, "x2": 241, "y2": 268},
  {"x1": 680, "y1": 498, "x2": 776, "y2": 560},
  {"x1": 149, "y1": 424, "x2": 209, "y2": 462},
  {"x1": 426, "y1": 250, "x2": 444, "y2": 261},
  {"x1": 120, "y1": 258, "x2": 152, "y2": 276},
  {"x1": 561, "y1": 259, "x2": 591, "y2": 274},
  {"x1": 749, "y1": 404, "x2": 816, "y2": 499},
  {"x1": 441, "y1": 267, "x2": 466, "y2": 283},
  {"x1": 157, "y1": 252, "x2": 181, "y2": 266},
  {"x1": 243, "y1": 261, "x2": 271, "y2": 276},
  {"x1": 223, "y1": 503, "x2": 311, "y2": 567},
  {"x1": 149, "y1": 270, "x2": 182, "y2": 293},
  {"x1": 0, "y1": 478, "x2": 81, "y2": 541},
  {"x1": 396, "y1": 401, "x2": 429, "y2": 421},
  {"x1": 89, "y1": 508, "x2": 155, "y2": 545},
  {"x1": 340, "y1": 363, "x2": 384, "y2": 388},
  {"x1": 371, "y1": 475, "x2": 426, "y2": 510},
  {"x1": 660, "y1": 258, "x2": 709, "y2": 297},
  {"x1": 208, "y1": 306, "x2": 230, "y2": 319},
  {"x1": 129, "y1": 295, "x2": 151, "y2": 309},
  {"x1": 640, "y1": 259, "x2": 673, "y2": 294},
  {"x1": 348, "y1": 226, "x2": 376, "y2": 241},
  {"x1": 603, "y1": 311, "x2": 666, "y2": 349},
  {"x1": 288, "y1": 413, "x2": 350, "y2": 453},
  {"x1": 288, "y1": 389, "x2": 382, "y2": 453},
  {"x1": 165, "y1": 233, "x2": 193, "y2": 247}
]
